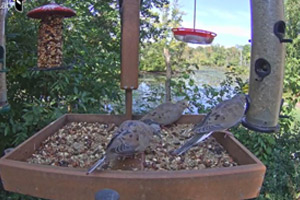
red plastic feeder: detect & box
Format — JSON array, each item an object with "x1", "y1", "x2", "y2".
[{"x1": 172, "y1": 28, "x2": 217, "y2": 44}]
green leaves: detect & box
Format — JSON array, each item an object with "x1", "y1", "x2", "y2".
[{"x1": 1, "y1": 0, "x2": 172, "y2": 150}]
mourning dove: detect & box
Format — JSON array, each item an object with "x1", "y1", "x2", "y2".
[
  {"x1": 172, "y1": 94, "x2": 249, "y2": 156},
  {"x1": 87, "y1": 120, "x2": 160, "y2": 174},
  {"x1": 140, "y1": 100, "x2": 189, "y2": 126}
]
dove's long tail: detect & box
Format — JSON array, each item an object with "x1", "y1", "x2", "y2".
[
  {"x1": 86, "y1": 156, "x2": 106, "y2": 175},
  {"x1": 172, "y1": 131, "x2": 214, "y2": 156}
]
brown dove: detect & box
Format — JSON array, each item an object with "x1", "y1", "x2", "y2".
[
  {"x1": 172, "y1": 94, "x2": 249, "y2": 155},
  {"x1": 87, "y1": 120, "x2": 160, "y2": 174},
  {"x1": 140, "y1": 100, "x2": 189, "y2": 126}
]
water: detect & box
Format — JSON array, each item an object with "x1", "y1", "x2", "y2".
[{"x1": 132, "y1": 66, "x2": 230, "y2": 114}]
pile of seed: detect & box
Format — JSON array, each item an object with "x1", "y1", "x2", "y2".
[
  {"x1": 27, "y1": 122, "x2": 237, "y2": 170},
  {"x1": 145, "y1": 124, "x2": 237, "y2": 171},
  {"x1": 38, "y1": 15, "x2": 63, "y2": 68}
]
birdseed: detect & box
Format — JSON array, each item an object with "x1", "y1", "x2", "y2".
[{"x1": 27, "y1": 122, "x2": 238, "y2": 171}]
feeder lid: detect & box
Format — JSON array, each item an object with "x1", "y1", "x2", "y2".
[
  {"x1": 27, "y1": 3, "x2": 76, "y2": 19},
  {"x1": 172, "y1": 28, "x2": 217, "y2": 44}
]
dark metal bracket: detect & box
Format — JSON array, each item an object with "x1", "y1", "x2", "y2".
[
  {"x1": 274, "y1": 21, "x2": 293, "y2": 43},
  {"x1": 242, "y1": 118, "x2": 280, "y2": 133},
  {"x1": 242, "y1": 98, "x2": 285, "y2": 133}
]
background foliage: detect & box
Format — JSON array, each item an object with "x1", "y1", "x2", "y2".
[{"x1": 1, "y1": 0, "x2": 300, "y2": 199}]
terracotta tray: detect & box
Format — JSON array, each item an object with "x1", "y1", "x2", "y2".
[{"x1": 0, "y1": 114, "x2": 266, "y2": 200}]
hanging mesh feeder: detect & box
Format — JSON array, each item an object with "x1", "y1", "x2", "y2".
[{"x1": 172, "y1": 28, "x2": 217, "y2": 44}]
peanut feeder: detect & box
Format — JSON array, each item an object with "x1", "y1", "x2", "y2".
[{"x1": 27, "y1": 3, "x2": 75, "y2": 69}]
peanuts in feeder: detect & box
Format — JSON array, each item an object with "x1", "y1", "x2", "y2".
[{"x1": 27, "y1": 3, "x2": 76, "y2": 68}]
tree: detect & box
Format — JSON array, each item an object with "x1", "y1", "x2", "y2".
[
  {"x1": 0, "y1": 0, "x2": 170, "y2": 150},
  {"x1": 284, "y1": 0, "x2": 300, "y2": 113},
  {"x1": 140, "y1": 0, "x2": 191, "y2": 102}
]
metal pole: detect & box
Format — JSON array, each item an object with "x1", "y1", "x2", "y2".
[
  {"x1": 242, "y1": 0, "x2": 292, "y2": 132},
  {"x1": 193, "y1": 0, "x2": 196, "y2": 30},
  {"x1": 125, "y1": 89, "x2": 132, "y2": 119},
  {"x1": 0, "y1": 0, "x2": 8, "y2": 108}
]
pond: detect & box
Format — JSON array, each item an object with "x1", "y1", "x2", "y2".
[{"x1": 132, "y1": 66, "x2": 243, "y2": 114}]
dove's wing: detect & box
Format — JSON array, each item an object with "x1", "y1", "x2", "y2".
[
  {"x1": 172, "y1": 131, "x2": 214, "y2": 155},
  {"x1": 173, "y1": 94, "x2": 246, "y2": 156},
  {"x1": 193, "y1": 97, "x2": 245, "y2": 133},
  {"x1": 141, "y1": 102, "x2": 183, "y2": 125},
  {"x1": 107, "y1": 120, "x2": 152, "y2": 156},
  {"x1": 141, "y1": 103, "x2": 171, "y2": 118},
  {"x1": 192, "y1": 110, "x2": 224, "y2": 133},
  {"x1": 107, "y1": 129, "x2": 140, "y2": 156}
]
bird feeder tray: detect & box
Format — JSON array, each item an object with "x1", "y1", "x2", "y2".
[
  {"x1": 172, "y1": 28, "x2": 217, "y2": 44},
  {"x1": 0, "y1": 114, "x2": 266, "y2": 200}
]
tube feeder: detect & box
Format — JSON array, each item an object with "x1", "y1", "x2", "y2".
[
  {"x1": 242, "y1": 0, "x2": 292, "y2": 132},
  {"x1": 0, "y1": 0, "x2": 266, "y2": 199},
  {"x1": 0, "y1": 0, "x2": 9, "y2": 113},
  {"x1": 27, "y1": 3, "x2": 76, "y2": 69}
]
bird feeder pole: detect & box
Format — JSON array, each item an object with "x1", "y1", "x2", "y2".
[
  {"x1": 242, "y1": 0, "x2": 292, "y2": 132},
  {"x1": 0, "y1": 0, "x2": 8, "y2": 111},
  {"x1": 120, "y1": 0, "x2": 140, "y2": 119},
  {"x1": 193, "y1": 0, "x2": 196, "y2": 30}
]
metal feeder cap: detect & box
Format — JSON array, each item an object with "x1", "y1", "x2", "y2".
[{"x1": 27, "y1": 3, "x2": 76, "y2": 19}]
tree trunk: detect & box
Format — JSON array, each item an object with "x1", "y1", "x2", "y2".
[
  {"x1": 163, "y1": 48, "x2": 172, "y2": 102},
  {"x1": 0, "y1": 0, "x2": 7, "y2": 107},
  {"x1": 239, "y1": 49, "x2": 243, "y2": 66}
]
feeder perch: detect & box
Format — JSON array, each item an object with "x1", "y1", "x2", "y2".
[
  {"x1": 27, "y1": 3, "x2": 76, "y2": 69},
  {"x1": 172, "y1": 28, "x2": 217, "y2": 44}
]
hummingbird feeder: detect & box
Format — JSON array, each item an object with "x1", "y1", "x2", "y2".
[{"x1": 172, "y1": 0, "x2": 217, "y2": 44}]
